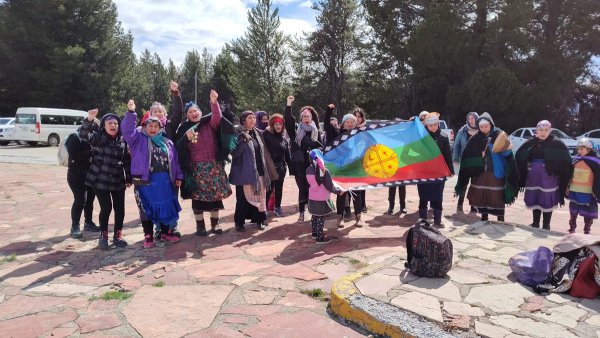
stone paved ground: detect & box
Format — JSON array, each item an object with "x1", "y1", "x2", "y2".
[{"x1": 0, "y1": 162, "x2": 590, "y2": 337}]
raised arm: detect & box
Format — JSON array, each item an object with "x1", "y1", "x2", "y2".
[
  {"x1": 324, "y1": 104, "x2": 337, "y2": 143},
  {"x1": 209, "y1": 90, "x2": 222, "y2": 130},
  {"x1": 121, "y1": 100, "x2": 141, "y2": 146},
  {"x1": 166, "y1": 80, "x2": 183, "y2": 137},
  {"x1": 79, "y1": 109, "x2": 100, "y2": 146},
  {"x1": 284, "y1": 95, "x2": 296, "y2": 139}
]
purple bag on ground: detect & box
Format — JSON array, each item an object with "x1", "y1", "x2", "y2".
[{"x1": 509, "y1": 246, "x2": 553, "y2": 287}]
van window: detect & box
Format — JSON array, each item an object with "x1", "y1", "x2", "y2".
[
  {"x1": 41, "y1": 114, "x2": 64, "y2": 125},
  {"x1": 16, "y1": 114, "x2": 36, "y2": 124},
  {"x1": 64, "y1": 115, "x2": 83, "y2": 125}
]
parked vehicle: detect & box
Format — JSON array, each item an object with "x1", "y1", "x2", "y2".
[
  {"x1": 8, "y1": 108, "x2": 87, "y2": 146},
  {"x1": 509, "y1": 127, "x2": 579, "y2": 156},
  {"x1": 0, "y1": 117, "x2": 15, "y2": 145},
  {"x1": 577, "y1": 129, "x2": 600, "y2": 146},
  {"x1": 439, "y1": 120, "x2": 455, "y2": 147}
]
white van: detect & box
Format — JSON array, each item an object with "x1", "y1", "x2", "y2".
[{"x1": 9, "y1": 108, "x2": 87, "y2": 146}]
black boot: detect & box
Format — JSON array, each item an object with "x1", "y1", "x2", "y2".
[
  {"x1": 98, "y1": 231, "x2": 109, "y2": 250},
  {"x1": 584, "y1": 217, "x2": 593, "y2": 234},
  {"x1": 542, "y1": 212, "x2": 552, "y2": 230},
  {"x1": 70, "y1": 224, "x2": 82, "y2": 238},
  {"x1": 196, "y1": 219, "x2": 208, "y2": 236},
  {"x1": 530, "y1": 210, "x2": 541, "y2": 228},
  {"x1": 210, "y1": 218, "x2": 223, "y2": 234},
  {"x1": 497, "y1": 215, "x2": 505, "y2": 222},
  {"x1": 433, "y1": 209, "x2": 445, "y2": 228},
  {"x1": 418, "y1": 208, "x2": 427, "y2": 221},
  {"x1": 386, "y1": 203, "x2": 394, "y2": 215},
  {"x1": 569, "y1": 213, "x2": 578, "y2": 233}
]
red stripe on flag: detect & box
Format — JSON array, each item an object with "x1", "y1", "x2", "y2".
[{"x1": 333, "y1": 155, "x2": 451, "y2": 189}]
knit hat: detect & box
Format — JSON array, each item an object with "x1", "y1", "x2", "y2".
[
  {"x1": 140, "y1": 111, "x2": 151, "y2": 126},
  {"x1": 419, "y1": 111, "x2": 429, "y2": 120},
  {"x1": 99, "y1": 113, "x2": 122, "y2": 136},
  {"x1": 143, "y1": 115, "x2": 161, "y2": 126},
  {"x1": 577, "y1": 138, "x2": 594, "y2": 149},
  {"x1": 424, "y1": 112, "x2": 440, "y2": 126},
  {"x1": 341, "y1": 113, "x2": 357, "y2": 126}
]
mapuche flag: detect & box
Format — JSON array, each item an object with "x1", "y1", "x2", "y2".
[{"x1": 322, "y1": 119, "x2": 452, "y2": 190}]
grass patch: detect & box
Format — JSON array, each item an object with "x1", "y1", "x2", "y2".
[
  {"x1": 300, "y1": 288, "x2": 328, "y2": 301},
  {"x1": 0, "y1": 253, "x2": 17, "y2": 264},
  {"x1": 89, "y1": 290, "x2": 132, "y2": 301},
  {"x1": 153, "y1": 280, "x2": 165, "y2": 288},
  {"x1": 348, "y1": 258, "x2": 368, "y2": 270}
]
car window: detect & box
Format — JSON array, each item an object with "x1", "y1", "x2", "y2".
[
  {"x1": 16, "y1": 114, "x2": 36, "y2": 124},
  {"x1": 439, "y1": 121, "x2": 447, "y2": 129},
  {"x1": 523, "y1": 129, "x2": 533, "y2": 139},
  {"x1": 0, "y1": 118, "x2": 11, "y2": 125},
  {"x1": 589, "y1": 130, "x2": 600, "y2": 138},
  {"x1": 511, "y1": 129, "x2": 522, "y2": 137}
]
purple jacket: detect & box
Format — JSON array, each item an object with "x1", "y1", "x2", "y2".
[{"x1": 122, "y1": 110, "x2": 184, "y2": 184}]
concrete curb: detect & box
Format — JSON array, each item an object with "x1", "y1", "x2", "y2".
[{"x1": 329, "y1": 261, "x2": 455, "y2": 338}]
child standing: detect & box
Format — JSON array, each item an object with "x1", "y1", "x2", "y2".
[
  {"x1": 567, "y1": 138, "x2": 600, "y2": 234},
  {"x1": 306, "y1": 149, "x2": 342, "y2": 244}
]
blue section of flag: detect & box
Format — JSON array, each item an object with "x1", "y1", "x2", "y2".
[{"x1": 323, "y1": 119, "x2": 428, "y2": 168}]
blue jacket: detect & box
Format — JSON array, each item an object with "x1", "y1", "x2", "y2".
[
  {"x1": 121, "y1": 110, "x2": 183, "y2": 184},
  {"x1": 453, "y1": 124, "x2": 470, "y2": 162},
  {"x1": 229, "y1": 128, "x2": 278, "y2": 187}
]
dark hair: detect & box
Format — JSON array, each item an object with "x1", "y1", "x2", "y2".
[{"x1": 353, "y1": 107, "x2": 365, "y2": 120}]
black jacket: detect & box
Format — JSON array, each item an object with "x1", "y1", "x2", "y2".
[
  {"x1": 65, "y1": 132, "x2": 93, "y2": 172},
  {"x1": 429, "y1": 128, "x2": 454, "y2": 175}
]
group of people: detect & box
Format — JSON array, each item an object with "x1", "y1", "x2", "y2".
[{"x1": 64, "y1": 80, "x2": 600, "y2": 250}]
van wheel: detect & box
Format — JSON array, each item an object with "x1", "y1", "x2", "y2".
[
  {"x1": 27, "y1": 141, "x2": 37, "y2": 146},
  {"x1": 47, "y1": 134, "x2": 60, "y2": 146}
]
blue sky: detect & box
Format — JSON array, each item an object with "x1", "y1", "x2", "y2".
[{"x1": 113, "y1": 0, "x2": 317, "y2": 65}]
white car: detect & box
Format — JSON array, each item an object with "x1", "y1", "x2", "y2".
[
  {"x1": 577, "y1": 129, "x2": 600, "y2": 146},
  {"x1": 509, "y1": 127, "x2": 579, "y2": 157},
  {"x1": 439, "y1": 120, "x2": 454, "y2": 147},
  {"x1": 0, "y1": 117, "x2": 15, "y2": 145}
]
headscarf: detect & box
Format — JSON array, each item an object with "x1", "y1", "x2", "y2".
[
  {"x1": 424, "y1": 112, "x2": 440, "y2": 126},
  {"x1": 256, "y1": 111, "x2": 268, "y2": 130},
  {"x1": 240, "y1": 110, "x2": 254, "y2": 129},
  {"x1": 142, "y1": 116, "x2": 168, "y2": 154},
  {"x1": 266, "y1": 113, "x2": 285, "y2": 134},
  {"x1": 466, "y1": 112, "x2": 479, "y2": 129},
  {"x1": 184, "y1": 101, "x2": 200, "y2": 119},
  {"x1": 578, "y1": 138, "x2": 594, "y2": 149},
  {"x1": 149, "y1": 101, "x2": 167, "y2": 126},
  {"x1": 536, "y1": 120, "x2": 552, "y2": 129},
  {"x1": 309, "y1": 149, "x2": 326, "y2": 185}
]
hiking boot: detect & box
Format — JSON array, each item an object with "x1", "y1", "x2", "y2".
[
  {"x1": 297, "y1": 212, "x2": 305, "y2": 223},
  {"x1": 113, "y1": 230, "x2": 128, "y2": 248},
  {"x1": 210, "y1": 218, "x2": 223, "y2": 235},
  {"x1": 161, "y1": 230, "x2": 180, "y2": 243},
  {"x1": 143, "y1": 234, "x2": 155, "y2": 249},
  {"x1": 83, "y1": 221, "x2": 100, "y2": 232},
  {"x1": 274, "y1": 207, "x2": 284, "y2": 217},
  {"x1": 196, "y1": 220, "x2": 208, "y2": 236},
  {"x1": 337, "y1": 215, "x2": 344, "y2": 228},
  {"x1": 354, "y1": 214, "x2": 363, "y2": 227},
  {"x1": 70, "y1": 224, "x2": 82, "y2": 238},
  {"x1": 98, "y1": 231, "x2": 109, "y2": 250}
]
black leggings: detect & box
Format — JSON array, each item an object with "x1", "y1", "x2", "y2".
[
  {"x1": 293, "y1": 162, "x2": 309, "y2": 212},
  {"x1": 337, "y1": 191, "x2": 362, "y2": 216},
  {"x1": 388, "y1": 186, "x2": 406, "y2": 208},
  {"x1": 67, "y1": 169, "x2": 95, "y2": 226},
  {"x1": 94, "y1": 188, "x2": 125, "y2": 233},
  {"x1": 266, "y1": 177, "x2": 285, "y2": 208}
]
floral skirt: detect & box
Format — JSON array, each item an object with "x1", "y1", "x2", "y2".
[{"x1": 186, "y1": 160, "x2": 232, "y2": 203}]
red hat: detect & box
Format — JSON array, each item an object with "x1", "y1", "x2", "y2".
[{"x1": 140, "y1": 111, "x2": 150, "y2": 126}]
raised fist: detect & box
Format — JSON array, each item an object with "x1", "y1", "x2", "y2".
[
  {"x1": 87, "y1": 108, "x2": 99, "y2": 121},
  {"x1": 170, "y1": 80, "x2": 178, "y2": 92},
  {"x1": 287, "y1": 95, "x2": 295, "y2": 106},
  {"x1": 328, "y1": 104, "x2": 335, "y2": 109},
  {"x1": 127, "y1": 99, "x2": 136, "y2": 112},
  {"x1": 210, "y1": 90, "x2": 218, "y2": 103}
]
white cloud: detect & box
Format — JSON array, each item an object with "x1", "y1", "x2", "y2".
[
  {"x1": 113, "y1": 0, "x2": 317, "y2": 66},
  {"x1": 299, "y1": 1, "x2": 313, "y2": 8}
]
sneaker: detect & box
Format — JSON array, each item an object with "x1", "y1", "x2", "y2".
[
  {"x1": 83, "y1": 221, "x2": 100, "y2": 232},
  {"x1": 400, "y1": 208, "x2": 407, "y2": 214},
  {"x1": 161, "y1": 231, "x2": 180, "y2": 243},
  {"x1": 70, "y1": 224, "x2": 82, "y2": 238},
  {"x1": 274, "y1": 207, "x2": 284, "y2": 217},
  {"x1": 316, "y1": 236, "x2": 331, "y2": 245},
  {"x1": 98, "y1": 232, "x2": 109, "y2": 250},
  {"x1": 143, "y1": 234, "x2": 155, "y2": 249},
  {"x1": 257, "y1": 222, "x2": 267, "y2": 230},
  {"x1": 113, "y1": 230, "x2": 128, "y2": 248}
]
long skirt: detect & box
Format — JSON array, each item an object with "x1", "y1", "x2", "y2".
[
  {"x1": 569, "y1": 191, "x2": 599, "y2": 219},
  {"x1": 524, "y1": 161, "x2": 560, "y2": 212},
  {"x1": 467, "y1": 170, "x2": 505, "y2": 216},
  {"x1": 188, "y1": 160, "x2": 232, "y2": 211},
  {"x1": 234, "y1": 179, "x2": 267, "y2": 225},
  {"x1": 136, "y1": 172, "x2": 181, "y2": 226}
]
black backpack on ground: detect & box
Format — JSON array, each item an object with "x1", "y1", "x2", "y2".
[{"x1": 405, "y1": 220, "x2": 453, "y2": 277}]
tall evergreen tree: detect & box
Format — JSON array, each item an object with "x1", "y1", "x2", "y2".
[
  {"x1": 228, "y1": 0, "x2": 288, "y2": 113},
  {"x1": 0, "y1": 0, "x2": 133, "y2": 114}
]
